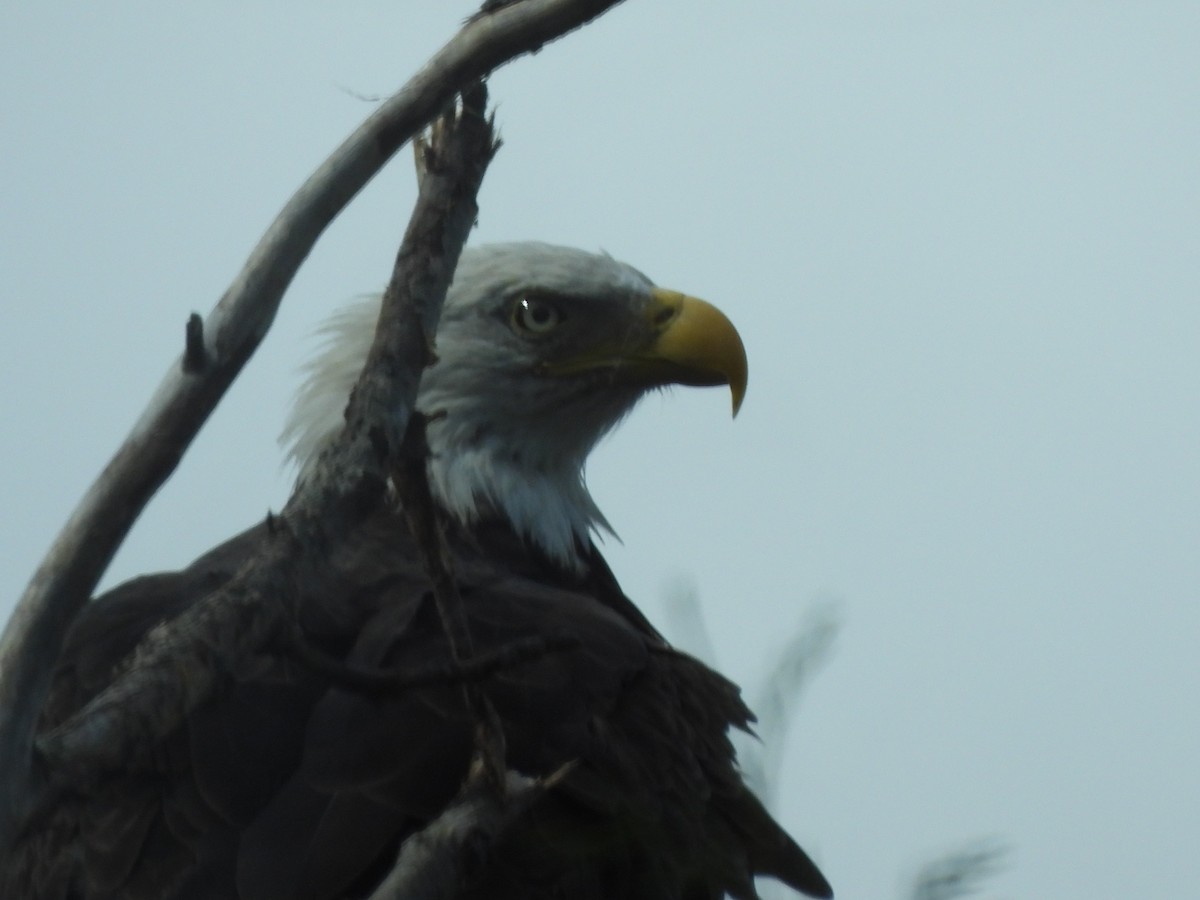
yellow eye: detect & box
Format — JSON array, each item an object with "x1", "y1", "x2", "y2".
[{"x1": 513, "y1": 296, "x2": 563, "y2": 335}]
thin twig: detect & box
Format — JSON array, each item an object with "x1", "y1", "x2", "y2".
[
  {"x1": 392, "y1": 415, "x2": 477, "y2": 659},
  {"x1": 283, "y1": 629, "x2": 581, "y2": 698}
]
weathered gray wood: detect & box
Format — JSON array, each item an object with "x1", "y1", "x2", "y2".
[
  {"x1": 0, "y1": 0, "x2": 626, "y2": 858},
  {"x1": 37, "y1": 81, "x2": 496, "y2": 785},
  {"x1": 364, "y1": 768, "x2": 563, "y2": 900}
]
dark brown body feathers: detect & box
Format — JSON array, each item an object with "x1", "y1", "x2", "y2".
[{"x1": 15, "y1": 510, "x2": 831, "y2": 900}]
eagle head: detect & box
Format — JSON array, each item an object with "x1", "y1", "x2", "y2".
[{"x1": 281, "y1": 242, "x2": 747, "y2": 568}]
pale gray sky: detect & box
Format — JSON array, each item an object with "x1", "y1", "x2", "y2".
[{"x1": 2, "y1": 3, "x2": 1198, "y2": 898}]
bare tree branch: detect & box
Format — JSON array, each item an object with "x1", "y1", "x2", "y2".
[
  {"x1": 661, "y1": 588, "x2": 839, "y2": 805},
  {"x1": 0, "y1": 0, "x2": 630, "y2": 852},
  {"x1": 365, "y1": 765, "x2": 569, "y2": 900},
  {"x1": 909, "y1": 839, "x2": 1009, "y2": 900},
  {"x1": 37, "y1": 80, "x2": 496, "y2": 783},
  {"x1": 741, "y1": 602, "x2": 839, "y2": 804}
]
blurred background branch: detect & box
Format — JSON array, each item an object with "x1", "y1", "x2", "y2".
[
  {"x1": 664, "y1": 587, "x2": 1011, "y2": 900},
  {"x1": 909, "y1": 839, "x2": 1009, "y2": 900}
]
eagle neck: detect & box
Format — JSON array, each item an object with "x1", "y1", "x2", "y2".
[{"x1": 423, "y1": 422, "x2": 612, "y2": 572}]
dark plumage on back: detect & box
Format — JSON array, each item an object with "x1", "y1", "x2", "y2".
[{"x1": 13, "y1": 243, "x2": 832, "y2": 900}]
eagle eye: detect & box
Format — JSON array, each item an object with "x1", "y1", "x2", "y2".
[{"x1": 512, "y1": 296, "x2": 563, "y2": 336}]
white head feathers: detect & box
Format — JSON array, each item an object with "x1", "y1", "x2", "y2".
[{"x1": 281, "y1": 243, "x2": 656, "y2": 568}]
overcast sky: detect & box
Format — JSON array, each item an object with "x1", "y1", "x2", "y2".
[{"x1": 2, "y1": 3, "x2": 1198, "y2": 898}]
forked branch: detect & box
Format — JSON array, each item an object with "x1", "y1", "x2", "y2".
[
  {"x1": 0, "y1": 0, "x2": 627, "y2": 855},
  {"x1": 38, "y1": 81, "x2": 497, "y2": 785}
]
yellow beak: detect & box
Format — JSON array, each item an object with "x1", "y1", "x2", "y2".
[
  {"x1": 642, "y1": 288, "x2": 748, "y2": 416},
  {"x1": 537, "y1": 287, "x2": 748, "y2": 416}
]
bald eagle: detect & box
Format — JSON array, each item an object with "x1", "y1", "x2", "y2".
[{"x1": 16, "y1": 243, "x2": 832, "y2": 900}]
